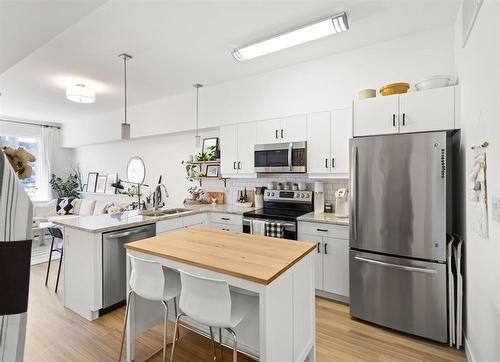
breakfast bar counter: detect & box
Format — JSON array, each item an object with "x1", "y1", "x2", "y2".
[{"x1": 124, "y1": 227, "x2": 316, "y2": 362}]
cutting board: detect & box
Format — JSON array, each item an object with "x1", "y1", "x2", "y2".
[{"x1": 208, "y1": 192, "x2": 224, "y2": 204}]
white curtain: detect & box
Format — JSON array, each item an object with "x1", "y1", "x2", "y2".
[{"x1": 37, "y1": 127, "x2": 53, "y2": 201}]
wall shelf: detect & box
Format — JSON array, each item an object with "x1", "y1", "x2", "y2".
[{"x1": 185, "y1": 159, "x2": 221, "y2": 165}]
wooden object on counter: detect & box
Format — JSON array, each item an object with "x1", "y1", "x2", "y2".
[
  {"x1": 125, "y1": 227, "x2": 316, "y2": 285},
  {"x1": 207, "y1": 192, "x2": 224, "y2": 204}
]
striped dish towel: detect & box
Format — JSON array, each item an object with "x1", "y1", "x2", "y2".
[{"x1": 265, "y1": 221, "x2": 284, "y2": 238}]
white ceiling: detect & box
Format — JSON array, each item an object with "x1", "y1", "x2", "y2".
[{"x1": 0, "y1": 0, "x2": 460, "y2": 124}]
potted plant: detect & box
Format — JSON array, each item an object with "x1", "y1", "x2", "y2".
[{"x1": 49, "y1": 174, "x2": 80, "y2": 198}]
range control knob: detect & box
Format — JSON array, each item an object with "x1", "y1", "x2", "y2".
[
  {"x1": 305, "y1": 193, "x2": 310, "y2": 198},
  {"x1": 295, "y1": 193, "x2": 300, "y2": 198},
  {"x1": 270, "y1": 192, "x2": 275, "y2": 197},
  {"x1": 265, "y1": 191, "x2": 270, "y2": 197},
  {"x1": 300, "y1": 193, "x2": 305, "y2": 198}
]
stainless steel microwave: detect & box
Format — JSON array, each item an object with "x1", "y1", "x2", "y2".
[{"x1": 254, "y1": 141, "x2": 307, "y2": 173}]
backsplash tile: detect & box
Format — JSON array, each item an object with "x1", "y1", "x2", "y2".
[{"x1": 202, "y1": 174, "x2": 348, "y2": 205}]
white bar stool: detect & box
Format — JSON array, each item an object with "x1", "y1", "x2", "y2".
[
  {"x1": 118, "y1": 255, "x2": 181, "y2": 362},
  {"x1": 170, "y1": 270, "x2": 258, "y2": 362}
]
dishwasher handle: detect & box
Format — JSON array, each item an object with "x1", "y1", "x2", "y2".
[{"x1": 106, "y1": 229, "x2": 143, "y2": 239}]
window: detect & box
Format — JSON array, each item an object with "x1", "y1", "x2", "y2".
[{"x1": 0, "y1": 135, "x2": 39, "y2": 200}]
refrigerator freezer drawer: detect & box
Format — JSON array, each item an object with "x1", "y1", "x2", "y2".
[{"x1": 349, "y1": 250, "x2": 447, "y2": 343}]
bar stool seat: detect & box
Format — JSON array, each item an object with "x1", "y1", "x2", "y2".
[
  {"x1": 170, "y1": 270, "x2": 258, "y2": 362},
  {"x1": 118, "y1": 255, "x2": 181, "y2": 362}
]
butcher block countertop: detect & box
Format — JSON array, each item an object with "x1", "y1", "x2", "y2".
[{"x1": 125, "y1": 227, "x2": 316, "y2": 285}]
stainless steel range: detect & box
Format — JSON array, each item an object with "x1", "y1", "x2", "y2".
[{"x1": 243, "y1": 190, "x2": 313, "y2": 240}]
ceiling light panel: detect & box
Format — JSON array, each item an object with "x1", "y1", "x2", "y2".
[{"x1": 232, "y1": 12, "x2": 349, "y2": 62}]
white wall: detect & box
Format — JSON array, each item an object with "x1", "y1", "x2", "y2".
[
  {"x1": 64, "y1": 26, "x2": 455, "y2": 147},
  {"x1": 454, "y1": 1, "x2": 500, "y2": 361},
  {"x1": 75, "y1": 129, "x2": 219, "y2": 206}
]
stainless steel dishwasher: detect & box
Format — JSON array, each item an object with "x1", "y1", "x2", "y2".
[{"x1": 101, "y1": 223, "x2": 156, "y2": 312}]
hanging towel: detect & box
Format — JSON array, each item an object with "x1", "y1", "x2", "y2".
[
  {"x1": 265, "y1": 221, "x2": 284, "y2": 238},
  {"x1": 250, "y1": 219, "x2": 266, "y2": 236}
]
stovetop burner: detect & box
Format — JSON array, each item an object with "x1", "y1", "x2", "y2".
[{"x1": 243, "y1": 190, "x2": 313, "y2": 221}]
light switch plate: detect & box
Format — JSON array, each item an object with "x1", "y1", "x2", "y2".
[{"x1": 492, "y1": 197, "x2": 500, "y2": 223}]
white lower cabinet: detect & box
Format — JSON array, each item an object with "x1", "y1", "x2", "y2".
[
  {"x1": 207, "y1": 212, "x2": 242, "y2": 232},
  {"x1": 156, "y1": 213, "x2": 207, "y2": 234},
  {"x1": 298, "y1": 221, "x2": 349, "y2": 300}
]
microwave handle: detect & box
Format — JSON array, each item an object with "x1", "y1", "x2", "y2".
[{"x1": 288, "y1": 142, "x2": 293, "y2": 171}]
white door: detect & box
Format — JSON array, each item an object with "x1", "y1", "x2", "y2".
[
  {"x1": 322, "y1": 236, "x2": 349, "y2": 297},
  {"x1": 237, "y1": 122, "x2": 257, "y2": 174},
  {"x1": 353, "y1": 95, "x2": 399, "y2": 137},
  {"x1": 307, "y1": 112, "x2": 331, "y2": 174},
  {"x1": 330, "y1": 108, "x2": 352, "y2": 175},
  {"x1": 220, "y1": 125, "x2": 238, "y2": 175},
  {"x1": 280, "y1": 115, "x2": 307, "y2": 142},
  {"x1": 298, "y1": 233, "x2": 324, "y2": 290},
  {"x1": 256, "y1": 118, "x2": 281, "y2": 144},
  {"x1": 399, "y1": 86, "x2": 455, "y2": 133}
]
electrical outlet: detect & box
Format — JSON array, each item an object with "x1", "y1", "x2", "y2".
[{"x1": 492, "y1": 197, "x2": 500, "y2": 223}]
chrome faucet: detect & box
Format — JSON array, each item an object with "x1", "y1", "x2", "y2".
[{"x1": 153, "y1": 175, "x2": 169, "y2": 211}]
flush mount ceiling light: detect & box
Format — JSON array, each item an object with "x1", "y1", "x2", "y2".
[
  {"x1": 66, "y1": 84, "x2": 95, "y2": 103},
  {"x1": 232, "y1": 12, "x2": 349, "y2": 62}
]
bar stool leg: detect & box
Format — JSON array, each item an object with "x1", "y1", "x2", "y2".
[
  {"x1": 209, "y1": 327, "x2": 217, "y2": 361},
  {"x1": 173, "y1": 297, "x2": 179, "y2": 341},
  {"x1": 162, "y1": 301, "x2": 169, "y2": 362},
  {"x1": 219, "y1": 328, "x2": 223, "y2": 362},
  {"x1": 226, "y1": 328, "x2": 237, "y2": 362},
  {"x1": 45, "y1": 237, "x2": 55, "y2": 286},
  {"x1": 55, "y1": 246, "x2": 63, "y2": 293},
  {"x1": 170, "y1": 313, "x2": 185, "y2": 362},
  {"x1": 118, "y1": 290, "x2": 134, "y2": 362}
]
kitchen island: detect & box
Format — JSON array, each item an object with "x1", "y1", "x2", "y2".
[{"x1": 125, "y1": 227, "x2": 316, "y2": 362}]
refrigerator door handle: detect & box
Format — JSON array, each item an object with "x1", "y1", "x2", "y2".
[
  {"x1": 354, "y1": 255, "x2": 438, "y2": 274},
  {"x1": 350, "y1": 146, "x2": 358, "y2": 241}
]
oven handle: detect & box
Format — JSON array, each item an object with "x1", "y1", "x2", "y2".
[
  {"x1": 288, "y1": 142, "x2": 293, "y2": 171},
  {"x1": 242, "y1": 218, "x2": 296, "y2": 228}
]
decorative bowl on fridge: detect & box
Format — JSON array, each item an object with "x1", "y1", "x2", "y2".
[
  {"x1": 379, "y1": 82, "x2": 410, "y2": 96},
  {"x1": 415, "y1": 75, "x2": 451, "y2": 91}
]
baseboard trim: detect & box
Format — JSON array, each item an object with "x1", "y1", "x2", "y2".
[
  {"x1": 465, "y1": 336, "x2": 475, "y2": 362},
  {"x1": 315, "y1": 289, "x2": 349, "y2": 304}
]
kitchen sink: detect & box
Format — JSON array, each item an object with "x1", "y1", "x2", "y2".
[{"x1": 141, "y1": 208, "x2": 193, "y2": 217}]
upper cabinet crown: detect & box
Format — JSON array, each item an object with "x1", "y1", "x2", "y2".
[
  {"x1": 353, "y1": 86, "x2": 458, "y2": 137},
  {"x1": 256, "y1": 115, "x2": 307, "y2": 144}
]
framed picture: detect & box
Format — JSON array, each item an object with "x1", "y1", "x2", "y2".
[
  {"x1": 105, "y1": 173, "x2": 117, "y2": 194},
  {"x1": 205, "y1": 165, "x2": 219, "y2": 177},
  {"x1": 202, "y1": 137, "x2": 219, "y2": 155},
  {"x1": 86, "y1": 172, "x2": 98, "y2": 193},
  {"x1": 95, "y1": 175, "x2": 107, "y2": 193}
]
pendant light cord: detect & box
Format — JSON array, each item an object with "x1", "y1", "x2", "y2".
[
  {"x1": 193, "y1": 83, "x2": 203, "y2": 139},
  {"x1": 123, "y1": 56, "x2": 128, "y2": 126}
]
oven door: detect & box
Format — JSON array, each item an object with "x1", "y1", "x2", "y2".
[
  {"x1": 254, "y1": 142, "x2": 306, "y2": 173},
  {"x1": 243, "y1": 218, "x2": 297, "y2": 240}
]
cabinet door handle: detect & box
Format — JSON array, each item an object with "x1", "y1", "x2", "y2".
[
  {"x1": 238, "y1": 161, "x2": 241, "y2": 169},
  {"x1": 325, "y1": 158, "x2": 328, "y2": 168},
  {"x1": 317, "y1": 228, "x2": 328, "y2": 232},
  {"x1": 281, "y1": 129, "x2": 284, "y2": 138},
  {"x1": 275, "y1": 129, "x2": 279, "y2": 139},
  {"x1": 392, "y1": 114, "x2": 396, "y2": 127},
  {"x1": 402, "y1": 113, "x2": 406, "y2": 126},
  {"x1": 324, "y1": 243, "x2": 328, "y2": 254},
  {"x1": 317, "y1": 242, "x2": 321, "y2": 253},
  {"x1": 233, "y1": 162, "x2": 237, "y2": 170},
  {"x1": 332, "y1": 158, "x2": 335, "y2": 168},
  {"x1": 221, "y1": 217, "x2": 230, "y2": 221}
]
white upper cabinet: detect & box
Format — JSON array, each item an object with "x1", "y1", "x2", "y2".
[
  {"x1": 307, "y1": 112, "x2": 331, "y2": 174},
  {"x1": 353, "y1": 95, "x2": 399, "y2": 137},
  {"x1": 353, "y1": 86, "x2": 457, "y2": 137},
  {"x1": 237, "y1": 122, "x2": 257, "y2": 174},
  {"x1": 220, "y1": 122, "x2": 256, "y2": 176},
  {"x1": 256, "y1": 115, "x2": 306, "y2": 144},
  {"x1": 220, "y1": 125, "x2": 238, "y2": 175},
  {"x1": 330, "y1": 108, "x2": 351, "y2": 175},
  {"x1": 256, "y1": 118, "x2": 281, "y2": 144},
  {"x1": 399, "y1": 86, "x2": 455, "y2": 133},
  {"x1": 280, "y1": 115, "x2": 307, "y2": 143},
  {"x1": 307, "y1": 109, "x2": 351, "y2": 176}
]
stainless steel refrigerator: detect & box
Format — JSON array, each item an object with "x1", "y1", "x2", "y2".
[{"x1": 349, "y1": 131, "x2": 455, "y2": 343}]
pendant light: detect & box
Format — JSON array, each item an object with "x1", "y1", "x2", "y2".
[
  {"x1": 193, "y1": 83, "x2": 203, "y2": 148},
  {"x1": 119, "y1": 53, "x2": 132, "y2": 140}
]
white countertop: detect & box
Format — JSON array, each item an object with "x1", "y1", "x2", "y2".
[
  {"x1": 53, "y1": 204, "x2": 256, "y2": 233},
  {"x1": 297, "y1": 211, "x2": 349, "y2": 226}
]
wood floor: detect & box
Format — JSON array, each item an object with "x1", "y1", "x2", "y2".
[{"x1": 25, "y1": 263, "x2": 466, "y2": 362}]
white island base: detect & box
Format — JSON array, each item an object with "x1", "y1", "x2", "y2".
[{"x1": 125, "y1": 249, "x2": 316, "y2": 362}]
